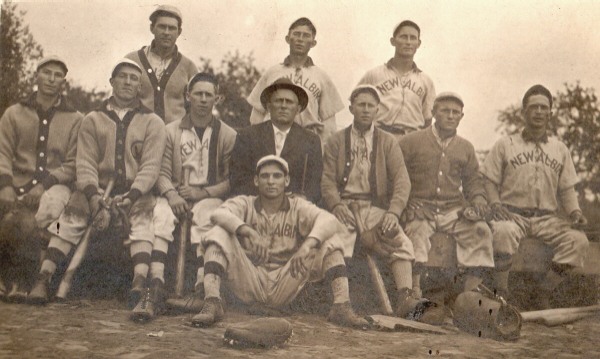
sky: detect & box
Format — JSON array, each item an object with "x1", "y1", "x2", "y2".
[{"x1": 13, "y1": 0, "x2": 600, "y2": 150}]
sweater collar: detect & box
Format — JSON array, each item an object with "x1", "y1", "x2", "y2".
[
  {"x1": 254, "y1": 195, "x2": 291, "y2": 213},
  {"x1": 100, "y1": 97, "x2": 152, "y2": 114},
  {"x1": 385, "y1": 59, "x2": 422, "y2": 73},
  {"x1": 283, "y1": 55, "x2": 314, "y2": 68},
  {"x1": 20, "y1": 92, "x2": 76, "y2": 112},
  {"x1": 180, "y1": 114, "x2": 219, "y2": 130},
  {"x1": 521, "y1": 127, "x2": 549, "y2": 144}
]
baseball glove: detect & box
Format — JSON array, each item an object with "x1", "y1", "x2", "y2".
[
  {"x1": 453, "y1": 284, "x2": 521, "y2": 341},
  {"x1": 360, "y1": 220, "x2": 403, "y2": 257},
  {"x1": 223, "y1": 318, "x2": 293, "y2": 348}
]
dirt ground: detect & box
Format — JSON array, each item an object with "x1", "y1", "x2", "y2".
[{"x1": 1, "y1": 295, "x2": 599, "y2": 359}]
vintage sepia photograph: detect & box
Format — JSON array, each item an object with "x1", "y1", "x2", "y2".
[{"x1": 1, "y1": 0, "x2": 599, "y2": 357}]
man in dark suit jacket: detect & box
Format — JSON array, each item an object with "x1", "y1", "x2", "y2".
[{"x1": 231, "y1": 78, "x2": 323, "y2": 203}]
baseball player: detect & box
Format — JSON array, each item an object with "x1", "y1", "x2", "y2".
[
  {"x1": 321, "y1": 85, "x2": 421, "y2": 318},
  {"x1": 131, "y1": 73, "x2": 237, "y2": 321},
  {"x1": 0, "y1": 56, "x2": 82, "y2": 302},
  {"x1": 399, "y1": 92, "x2": 494, "y2": 305},
  {"x1": 190, "y1": 155, "x2": 368, "y2": 328},
  {"x1": 231, "y1": 78, "x2": 323, "y2": 203},
  {"x1": 246, "y1": 17, "x2": 344, "y2": 145},
  {"x1": 125, "y1": 5, "x2": 198, "y2": 124},
  {"x1": 27, "y1": 59, "x2": 166, "y2": 306},
  {"x1": 357, "y1": 20, "x2": 435, "y2": 140},
  {"x1": 481, "y1": 85, "x2": 588, "y2": 308}
]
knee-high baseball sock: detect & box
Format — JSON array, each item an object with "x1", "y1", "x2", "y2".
[
  {"x1": 40, "y1": 235, "x2": 73, "y2": 275},
  {"x1": 130, "y1": 241, "x2": 152, "y2": 283},
  {"x1": 324, "y1": 250, "x2": 350, "y2": 304},
  {"x1": 149, "y1": 237, "x2": 169, "y2": 284},
  {"x1": 493, "y1": 253, "x2": 512, "y2": 295},
  {"x1": 391, "y1": 259, "x2": 412, "y2": 292},
  {"x1": 194, "y1": 245, "x2": 205, "y2": 291},
  {"x1": 204, "y1": 244, "x2": 227, "y2": 299}
]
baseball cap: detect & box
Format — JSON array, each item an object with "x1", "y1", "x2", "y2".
[
  {"x1": 150, "y1": 5, "x2": 182, "y2": 24},
  {"x1": 434, "y1": 91, "x2": 464, "y2": 107},
  {"x1": 36, "y1": 56, "x2": 68, "y2": 74},
  {"x1": 260, "y1": 78, "x2": 308, "y2": 112},
  {"x1": 256, "y1": 155, "x2": 289, "y2": 175},
  {"x1": 349, "y1": 85, "x2": 380, "y2": 103},
  {"x1": 111, "y1": 58, "x2": 143, "y2": 79}
]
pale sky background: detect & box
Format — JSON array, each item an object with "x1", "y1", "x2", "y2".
[{"x1": 14, "y1": 0, "x2": 600, "y2": 150}]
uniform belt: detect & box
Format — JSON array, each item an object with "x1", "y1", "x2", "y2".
[
  {"x1": 505, "y1": 205, "x2": 555, "y2": 218},
  {"x1": 341, "y1": 193, "x2": 372, "y2": 201}
]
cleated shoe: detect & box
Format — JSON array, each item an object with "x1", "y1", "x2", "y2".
[
  {"x1": 128, "y1": 275, "x2": 146, "y2": 310},
  {"x1": 191, "y1": 297, "x2": 224, "y2": 327},
  {"x1": 131, "y1": 279, "x2": 165, "y2": 323},
  {"x1": 396, "y1": 288, "x2": 431, "y2": 320},
  {"x1": 7, "y1": 283, "x2": 28, "y2": 303},
  {"x1": 165, "y1": 293, "x2": 204, "y2": 314},
  {"x1": 27, "y1": 272, "x2": 52, "y2": 305},
  {"x1": 327, "y1": 302, "x2": 369, "y2": 329}
]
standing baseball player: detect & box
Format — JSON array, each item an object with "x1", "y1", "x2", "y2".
[
  {"x1": 246, "y1": 17, "x2": 344, "y2": 145},
  {"x1": 190, "y1": 155, "x2": 367, "y2": 328},
  {"x1": 321, "y1": 85, "x2": 421, "y2": 318},
  {"x1": 231, "y1": 78, "x2": 323, "y2": 203},
  {"x1": 357, "y1": 20, "x2": 435, "y2": 140},
  {"x1": 0, "y1": 57, "x2": 82, "y2": 302},
  {"x1": 27, "y1": 59, "x2": 166, "y2": 306},
  {"x1": 399, "y1": 92, "x2": 494, "y2": 306},
  {"x1": 125, "y1": 5, "x2": 198, "y2": 124},
  {"x1": 130, "y1": 73, "x2": 237, "y2": 321},
  {"x1": 481, "y1": 85, "x2": 588, "y2": 308}
]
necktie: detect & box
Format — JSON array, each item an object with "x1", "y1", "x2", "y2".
[{"x1": 275, "y1": 131, "x2": 285, "y2": 156}]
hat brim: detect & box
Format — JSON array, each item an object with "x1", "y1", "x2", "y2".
[{"x1": 260, "y1": 83, "x2": 308, "y2": 112}]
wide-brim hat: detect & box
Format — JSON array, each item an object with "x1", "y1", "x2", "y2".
[{"x1": 259, "y1": 78, "x2": 308, "y2": 112}]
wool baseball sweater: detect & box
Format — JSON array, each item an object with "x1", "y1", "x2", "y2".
[
  {"x1": 0, "y1": 93, "x2": 82, "y2": 194},
  {"x1": 126, "y1": 44, "x2": 198, "y2": 124},
  {"x1": 321, "y1": 125, "x2": 411, "y2": 216},
  {"x1": 77, "y1": 99, "x2": 166, "y2": 202},
  {"x1": 157, "y1": 114, "x2": 237, "y2": 199},
  {"x1": 399, "y1": 127, "x2": 486, "y2": 209}
]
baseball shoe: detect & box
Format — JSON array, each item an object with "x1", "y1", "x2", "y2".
[
  {"x1": 128, "y1": 275, "x2": 146, "y2": 309},
  {"x1": 131, "y1": 279, "x2": 164, "y2": 323},
  {"x1": 27, "y1": 272, "x2": 52, "y2": 305},
  {"x1": 165, "y1": 291, "x2": 204, "y2": 314},
  {"x1": 191, "y1": 297, "x2": 224, "y2": 327},
  {"x1": 7, "y1": 282, "x2": 28, "y2": 303},
  {"x1": 327, "y1": 302, "x2": 369, "y2": 329},
  {"x1": 396, "y1": 288, "x2": 431, "y2": 320}
]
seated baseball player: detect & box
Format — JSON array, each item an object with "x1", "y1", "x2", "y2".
[
  {"x1": 481, "y1": 85, "x2": 588, "y2": 308},
  {"x1": 27, "y1": 59, "x2": 166, "y2": 305},
  {"x1": 131, "y1": 72, "x2": 236, "y2": 321},
  {"x1": 0, "y1": 56, "x2": 82, "y2": 302},
  {"x1": 190, "y1": 155, "x2": 368, "y2": 328},
  {"x1": 231, "y1": 78, "x2": 323, "y2": 203},
  {"x1": 398, "y1": 92, "x2": 494, "y2": 303},
  {"x1": 321, "y1": 85, "x2": 421, "y2": 318}
]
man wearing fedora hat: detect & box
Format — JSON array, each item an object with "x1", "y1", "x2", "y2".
[
  {"x1": 0, "y1": 56, "x2": 82, "y2": 302},
  {"x1": 125, "y1": 5, "x2": 197, "y2": 124},
  {"x1": 231, "y1": 77, "x2": 323, "y2": 203},
  {"x1": 247, "y1": 17, "x2": 344, "y2": 145},
  {"x1": 28, "y1": 59, "x2": 166, "y2": 306},
  {"x1": 399, "y1": 92, "x2": 494, "y2": 310}
]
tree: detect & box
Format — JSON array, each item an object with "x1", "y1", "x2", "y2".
[
  {"x1": 0, "y1": 2, "x2": 44, "y2": 116},
  {"x1": 65, "y1": 83, "x2": 107, "y2": 115},
  {"x1": 496, "y1": 82, "x2": 600, "y2": 199},
  {"x1": 198, "y1": 51, "x2": 262, "y2": 130}
]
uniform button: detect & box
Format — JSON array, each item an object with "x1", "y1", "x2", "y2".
[
  {"x1": 343, "y1": 177, "x2": 348, "y2": 181},
  {"x1": 436, "y1": 187, "x2": 441, "y2": 193},
  {"x1": 439, "y1": 171, "x2": 443, "y2": 176},
  {"x1": 39, "y1": 166, "x2": 44, "y2": 171},
  {"x1": 436, "y1": 208, "x2": 440, "y2": 213},
  {"x1": 19, "y1": 188, "x2": 25, "y2": 193},
  {"x1": 39, "y1": 152, "x2": 45, "y2": 157},
  {"x1": 32, "y1": 179, "x2": 38, "y2": 185},
  {"x1": 147, "y1": 68, "x2": 152, "y2": 73},
  {"x1": 40, "y1": 136, "x2": 45, "y2": 141},
  {"x1": 346, "y1": 162, "x2": 350, "y2": 166},
  {"x1": 442, "y1": 153, "x2": 446, "y2": 157},
  {"x1": 42, "y1": 120, "x2": 48, "y2": 125},
  {"x1": 157, "y1": 86, "x2": 161, "y2": 91}
]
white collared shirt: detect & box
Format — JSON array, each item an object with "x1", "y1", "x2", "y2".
[{"x1": 273, "y1": 125, "x2": 291, "y2": 156}]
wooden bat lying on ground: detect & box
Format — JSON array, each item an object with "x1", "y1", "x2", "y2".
[
  {"x1": 348, "y1": 201, "x2": 394, "y2": 316},
  {"x1": 56, "y1": 178, "x2": 115, "y2": 300},
  {"x1": 174, "y1": 167, "x2": 191, "y2": 298},
  {"x1": 520, "y1": 304, "x2": 600, "y2": 326}
]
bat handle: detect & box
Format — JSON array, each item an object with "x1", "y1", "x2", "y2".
[{"x1": 174, "y1": 168, "x2": 191, "y2": 298}]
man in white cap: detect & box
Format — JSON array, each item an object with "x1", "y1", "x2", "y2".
[
  {"x1": 399, "y1": 92, "x2": 494, "y2": 309},
  {"x1": 28, "y1": 59, "x2": 166, "y2": 306},
  {"x1": 125, "y1": 5, "x2": 198, "y2": 124},
  {"x1": 247, "y1": 17, "x2": 344, "y2": 145},
  {"x1": 358, "y1": 20, "x2": 436, "y2": 140},
  {"x1": 0, "y1": 56, "x2": 82, "y2": 302},
  {"x1": 232, "y1": 77, "x2": 322, "y2": 203},
  {"x1": 322, "y1": 85, "x2": 422, "y2": 319},
  {"x1": 190, "y1": 155, "x2": 368, "y2": 329}
]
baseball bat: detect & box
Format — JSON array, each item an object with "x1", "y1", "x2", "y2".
[
  {"x1": 521, "y1": 304, "x2": 600, "y2": 326},
  {"x1": 56, "y1": 178, "x2": 115, "y2": 300},
  {"x1": 348, "y1": 201, "x2": 394, "y2": 316},
  {"x1": 174, "y1": 167, "x2": 191, "y2": 298},
  {"x1": 300, "y1": 154, "x2": 308, "y2": 197}
]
